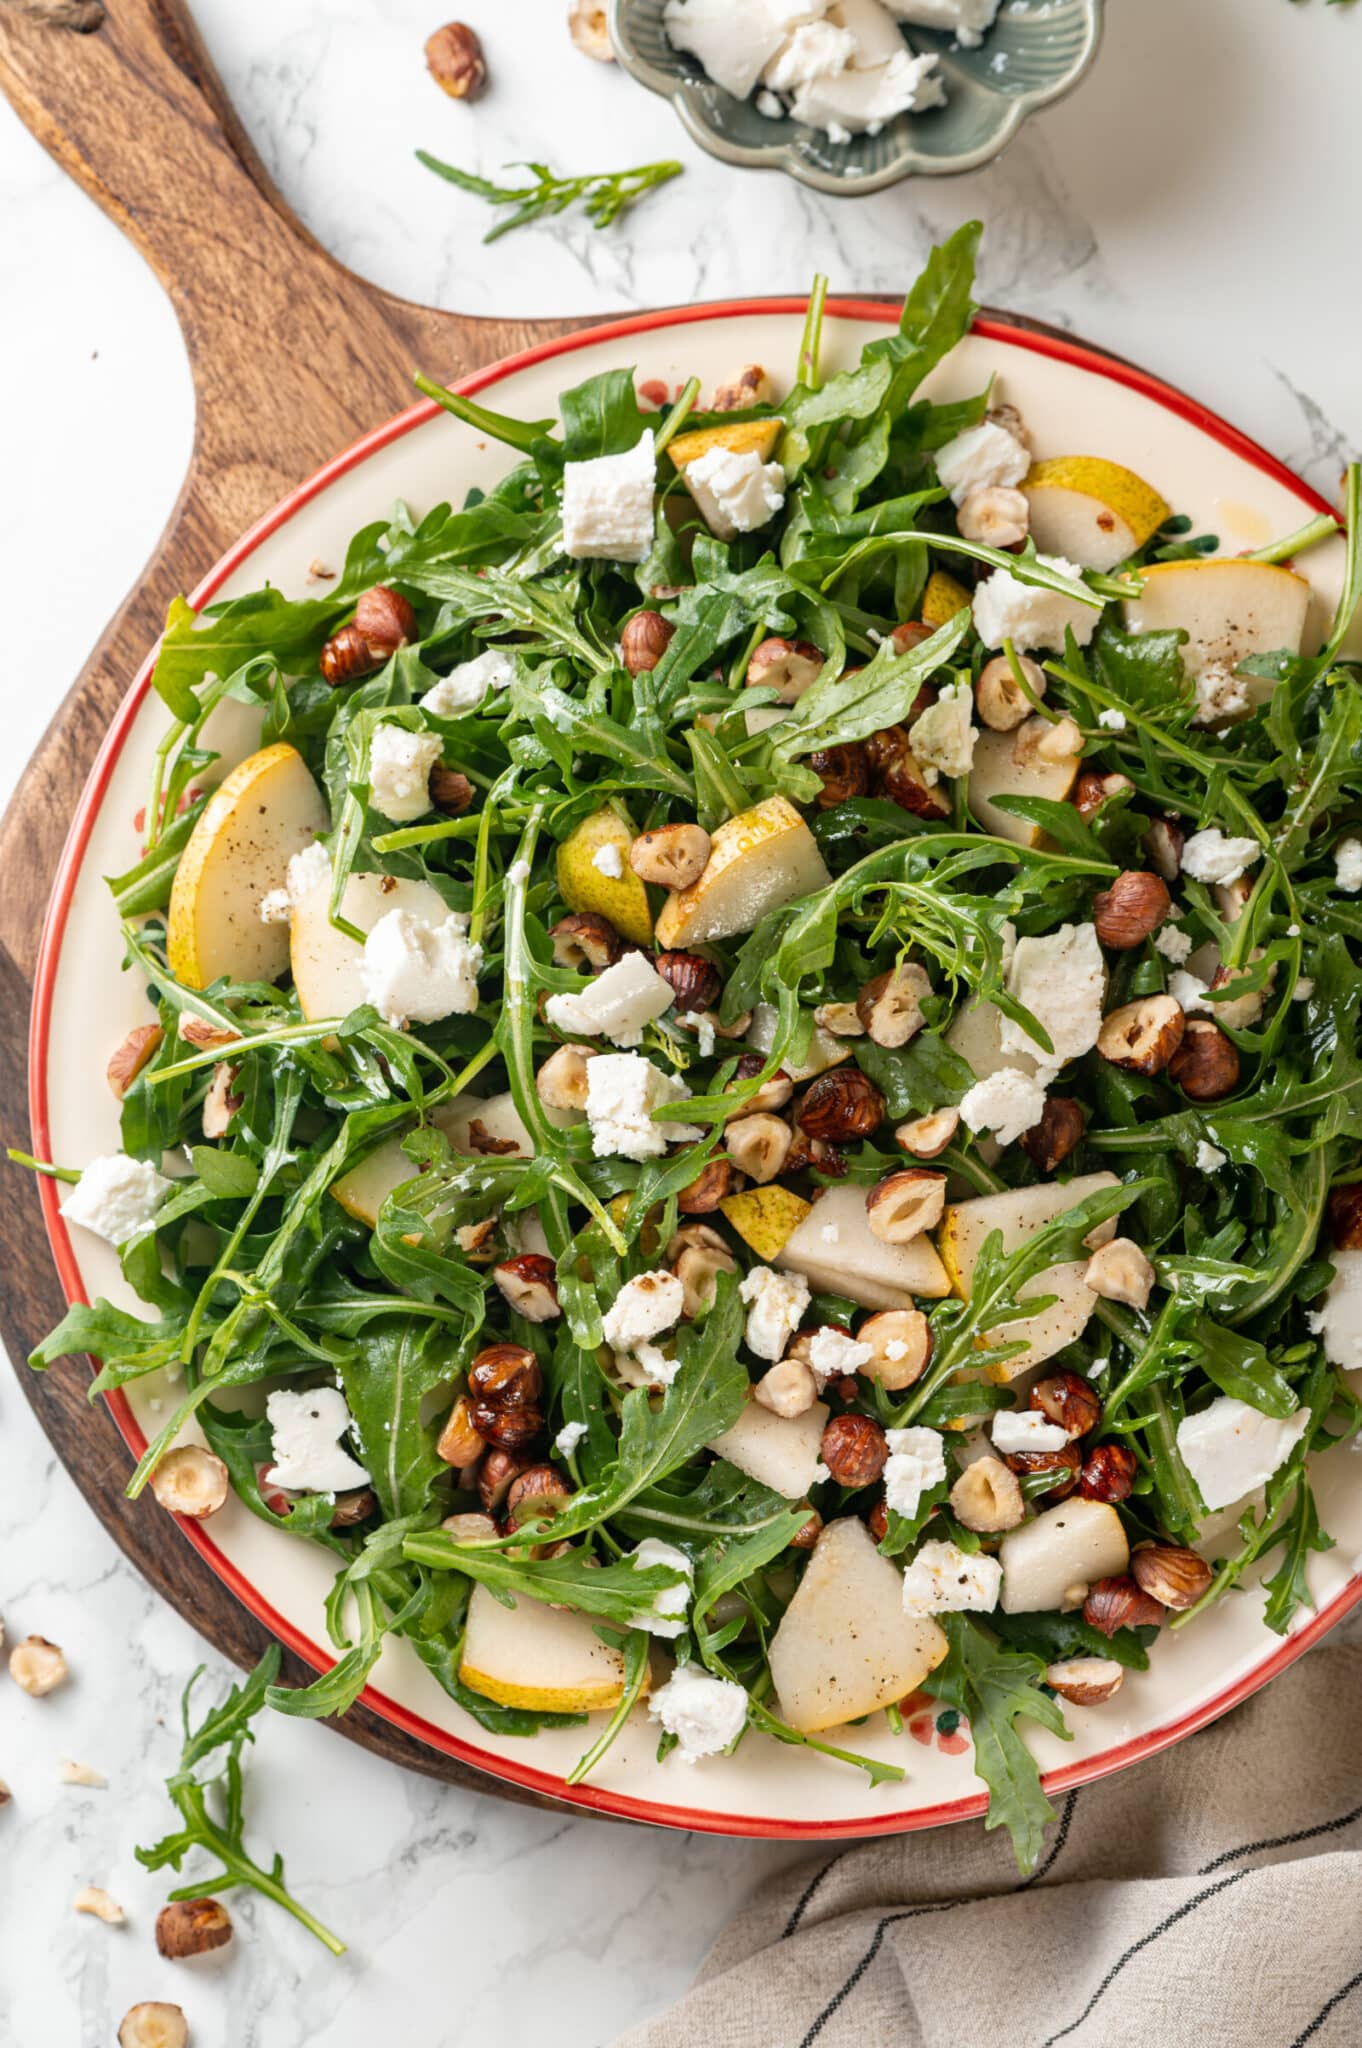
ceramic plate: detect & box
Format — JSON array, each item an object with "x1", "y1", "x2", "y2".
[{"x1": 30, "y1": 301, "x2": 1362, "y2": 1838}]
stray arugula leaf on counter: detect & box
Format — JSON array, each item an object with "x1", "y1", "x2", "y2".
[{"x1": 416, "y1": 149, "x2": 683, "y2": 241}]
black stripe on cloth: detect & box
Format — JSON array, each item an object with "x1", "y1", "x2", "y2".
[
  {"x1": 795, "y1": 1899, "x2": 964, "y2": 2048},
  {"x1": 1198, "y1": 1797, "x2": 1362, "y2": 1876},
  {"x1": 1041, "y1": 1870, "x2": 1250, "y2": 2045},
  {"x1": 1024, "y1": 1791, "x2": 1079, "y2": 1887},
  {"x1": 1287, "y1": 1962, "x2": 1362, "y2": 2045},
  {"x1": 783, "y1": 1855, "x2": 847, "y2": 1940}
]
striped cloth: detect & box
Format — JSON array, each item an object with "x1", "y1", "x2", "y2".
[{"x1": 613, "y1": 1633, "x2": 1362, "y2": 2048}]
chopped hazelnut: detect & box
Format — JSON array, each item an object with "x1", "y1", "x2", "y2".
[
  {"x1": 754, "y1": 1358, "x2": 818, "y2": 1419},
  {"x1": 629, "y1": 823, "x2": 711, "y2": 890},
  {"x1": 1084, "y1": 1236, "x2": 1155, "y2": 1310},
  {"x1": 949, "y1": 1454, "x2": 1024, "y2": 1533},
  {"x1": 9, "y1": 1635, "x2": 67, "y2": 1696},
  {"x1": 975, "y1": 652, "x2": 1046, "y2": 731},
  {"x1": 119, "y1": 2004, "x2": 188, "y2": 2048},
  {"x1": 537, "y1": 1042, "x2": 598, "y2": 1112},
  {"x1": 856, "y1": 962, "x2": 931, "y2": 1048},
  {"x1": 150, "y1": 1445, "x2": 230, "y2": 1520},
  {"x1": 74, "y1": 1884, "x2": 126, "y2": 1923},
  {"x1": 864, "y1": 1170, "x2": 946, "y2": 1245},
  {"x1": 895, "y1": 1107, "x2": 959, "y2": 1159},
  {"x1": 107, "y1": 1024, "x2": 164, "y2": 1101}
]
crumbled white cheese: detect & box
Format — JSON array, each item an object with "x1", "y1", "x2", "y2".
[
  {"x1": 1335, "y1": 838, "x2": 1362, "y2": 893},
  {"x1": 1180, "y1": 829, "x2": 1261, "y2": 887},
  {"x1": 1195, "y1": 1139, "x2": 1227, "y2": 1173},
  {"x1": 740, "y1": 1265, "x2": 811, "y2": 1362},
  {"x1": 561, "y1": 432, "x2": 657, "y2": 564},
  {"x1": 684, "y1": 444, "x2": 785, "y2": 542},
  {"x1": 367, "y1": 723, "x2": 442, "y2": 824},
  {"x1": 1192, "y1": 660, "x2": 1250, "y2": 726},
  {"x1": 885, "y1": 1338, "x2": 909, "y2": 1362},
  {"x1": 971, "y1": 553, "x2": 1100, "y2": 653},
  {"x1": 663, "y1": 0, "x2": 787, "y2": 99},
  {"x1": 812, "y1": 1460, "x2": 833, "y2": 1486},
  {"x1": 1098, "y1": 706, "x2": 1127, "y2": 731},
  {"x1": 1155, "y1": 925, "x2": 1193, "y2": 965},
  {"x1": 806, "y1": 1326, "x2": 873, "y2": 1388},
  {"x1": 695, "y1": 1016, "x2": 717, "y2": 1057},
  {"x1": 958, "y1": 1067, "x2": 1047, "y2": 1148},
  {"x1": 909, "y1": 679, "x2": 976, "y2": 784},
  {"x1": 361, "y1": 908, "x2": 482, "y2": 1028},
  {"x1": 261, "y1": 837, "x2": 331, "y2": 921},
  {"x1": 1175, "y1": 1395, "x2": 1309, "y2": 1512},
  {"x1": 259, "y1": 887, "x2": 292, "y2": 924},
  {"x1": 901, "y1": 1539, "x2": 1002, "y2": 1616},
  {"x1": 819, "y1": 1223, "x2": 840, "y2": 1244},
  {"x1": 585, "y1": 1053, "x2": 701, "y2": 1161},
  {"x1": 882, "y1": 0, "x2": 1001, "y2": 47},
  {"x1": 763, "y1": 18, "x2": 854, "y2": 91},
  {"x1": 631, "y1": 1538, "x2": 693, "y2": 1639},
  {"x1": 1168, "y1": 968, "x2": 1212, "y2": 1016},
  {"x1": 883, "y1": 1426, "x2": 947, "y2": 1519},
  {"x1": 1087, "y1": 1355, "x2": 1110, "y2": 1380},
  {"x1": 62, "y1": 1153, "x2": 172, "y2": 1246},
  {"x1": 265, "y1": 1385, "x2": 370, "y2": 1494},
  {"x1": 544, "y1": 951, "x2": 676, "y2": 1048},
  {"x1": 648, "y1": 1661, "x2": 749, "y2": 1762},
  {"x1": 420, "y1": 648, "x2": 516, "y2": 719},
  {"x1": 602, "y1": 1269, "x2": 685, "y2": 1351},
  {"x1": 1308, "y1": 1251, "x2": 1362, "y2": 1372},
  {"x1": 554, "y1": 1419, "x2": 589, "y2": 1457},
  {"x1": 1293, "y1": 977, "x2": 1315, "y2": 1002},
  {"x1": 992, "y1": 1409, "x2": 1069, "y2": 1455},
  {"x1": 934, "y1": 418, "x2": 1029, "y2": 506},
  {"x1": 592, "y1": 841, "x2": 624, "y2": 879},
  {"x1": 755, "y1": 86, "x2": 785, "y2": 117},
  {"x1": 789, "y1": 47, "x2": 944, "y2": 132},
  {"x1": 1000, "y1": 922, "x2": 1105, "y2": 1074}
]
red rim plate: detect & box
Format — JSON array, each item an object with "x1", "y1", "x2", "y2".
[{"x1": 28, "y1": 298, "x2": 1357, "y2": 1838}]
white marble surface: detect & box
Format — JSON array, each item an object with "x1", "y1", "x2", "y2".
[{"x1": 1, "y1": 0, "x2": 1360, "y2": 2041}]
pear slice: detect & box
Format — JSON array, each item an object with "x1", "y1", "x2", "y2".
[
  {"x1": 1123, "y1": 559, "x2": 1311, "y2": 702},
  {"x1": 937, "y1": 1173, "x2": 1119, "y2": 1378},
  {"x1": 667, "y1": 417, "x2": 783, "y2": 473},
  {"x1": 331, "y1": 1090, "x2": 579, "y2": 1226},
  {"x1": 746, "y1": 1001, "x2": 850, "y2": 1084},
  {"x1": 459, "y1": 1582, "x2": 631, "y2": 1712},
  {"x1": 654, "y1": 796, "x2": 830, "y2": 949},
  {"x1": 708, "y1": 1393, "x2": 829, "y2": 1499},
  {"x1": 1024, "y1": 457, "x2": 1171, "y2": 574},
  {"x1": 920, "y1": 568, "x2": 973, "y2": 630},
  {"x1": 768, "y1": 1518, "x2": 949, "y2": 1734},
  {"x1": 968, "y1": 715, "x2": 1083, "y2": 848},
  {"x1": 720, "y1": 1185, "x2": 811, "y2": 1262},
  {"x1": 777, "y1": 1183, "x2": 951, "y2": 1309},
  {"x1": 945, "y1": 994, "x2": 1047, "y2": 1087},
  {"x1": 167, "y1": 743, "x2": 328, "y2": 989},
  {"x1": 999, "y1": 1498, "x2": 1130, "y2": 1614},
  {"x1": 556, "y1": 807, "x2": 653, "y2": 948},
  {"x1": 290, "y1": 870, "x2": 452, "y2": 1024}
]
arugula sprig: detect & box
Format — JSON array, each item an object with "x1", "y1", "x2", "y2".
[{"x1": 416, "y1": 150, "x2": 683, "y2": 241}]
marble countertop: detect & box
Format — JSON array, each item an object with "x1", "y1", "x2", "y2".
[{"x1": 1, "y1": 0, "x2": 1359, "y2": 2041}]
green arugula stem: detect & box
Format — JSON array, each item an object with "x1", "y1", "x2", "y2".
[{"x1": 1247, "y1": 510, "x2": 1340, "y2": 565}]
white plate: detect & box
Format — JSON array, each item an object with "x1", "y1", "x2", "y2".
[{"x1": 31, "y1": 300, "x2": 1362, "y2": 1839}]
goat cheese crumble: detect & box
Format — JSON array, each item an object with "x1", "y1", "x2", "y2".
[
  {"x1": 265, "y1": 1386, "x2": 370, "y2": 1495},
  {"x1": 647, "y1": 1661, "x2": 749, "y2": 1762},
  {"x1": 1175, "y1": 1395, "x2": 1309, "y2": 1512},
  {"x1": 368, "y1": 723, "x2": 442, "y2": 824},
  {"x1": 971, "y1": 554, "x2": 1099, "y2": 653},
  {"x1": 1195, "y1": 1140, "x2": 1227, "y2": 1173},
  {"x1": 740, "y1": 1266, "x2": 811, "y2": 1361},
  {"x1": 883, "y1": 1427, "x2": 947, "y2": 1519},
  {"x1": 62, "y1": 1153, "x2": 172, "y2": 1246},
  {"x1": 1308, "y1": 1251, "x2": 1362, "y2": 1372},
  {"x1": 1180, "y1": 829, "x2": 1261, "y2": 887},
  {"x1": 1155, "y1": 925, "x2": 1193, "y2": 965},
  {"x1": 554, "y1": 1419, "x2": 589, "y2": 1457},
  {"x1": 806, "y1": 1326, "x2": 873, "y2": 1387},
  {"x1": 602, "y1": 1270, "x2": 685, "y2": 1351},
  {"x1": 260, "y1": 838, "x2": 331, "y2": 922},
  {"x1": 992, "y1": 1409, "x2": 1069, "y2": 1455},
  {"x1": 420, "y1": 648, "x2": 516, "y2": 719},
  {"x1": 901, "y1": 1539, "x2": 1002, "y2": 1616},
  {"x1": 562, "y1": 432, "x2": 657, "y2": 564},
  {"x1": 361, "y1": 908, "x2": 482, "y2": 1028},
  {"x1": 908, "y1": 678, "x2": 977, "y2": 783},
  {"x1": 684, "y1": 444, "x2": 785, "y2": 541},
  {"x1": 544, "y1": 950, "x2": 675, "y2": 1048},
  {"x1": 631, "y1": 1538, "x2": 693, "y2": 1639},
  {"x1": 934, "y1": 417, "x2": 1029, "y2": 506},
  {"x1": 584, "y1": 1053, "x2": 701, "y2": 1161},
  {"x1": 1335, "y1": 838, "x2": 1362, "y2": 893},
  {"x1": 958, "y1": 1067, "x2": 1047, "y2": 1148},
  {"x1": 1001, "y1": 921, "x2": 1105, "y2": 1074}
]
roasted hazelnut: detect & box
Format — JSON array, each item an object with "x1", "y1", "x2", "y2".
[
  {"x1": 1079, "y1": 1441, "x2": 1138, "y2": 1504},
  {"x1": 549, "y1": 911, "x2": 622, "y2": 972},
  {"x1": 1026, "y1": 714, "x2": 1084, "y2": 766},
  {"x1": 895, "y1": 1107, "x2": 960, "y2": 1159},
  {"x1": 1097, "y1": 994, "x2": 1186, "y2": 1075},
  {"x1": 819, "y1": 1413, "x2": 889, "y2": 1489},
  {"x1": 712, "y1": 364, "x2": 775, "y2": 411},
  {"x1": 149, "y1": 1445, "x2": 229, "y2": 1520},
  {"x1": 119, "y1": 2004, "x2": 189, "y2": 2048},
  {"x1": 783, "y1": 1127, "x2": 845, "y2": 1177},
  {"x1": 649, "y1": 955, "x2": 719, "y2": 1022},
  {"x1": 469, "y1": 1343, "x2": 543, "y2": 1409},
  {"x1": 620, "y1": 609, "x2": 674, "y2": 674},
  {"x1": 975, "y1": 652, "x2": 1045, "y2": 732},
  {"x1": 889, "y1": 620, "x2": 935, "y2": 657},
  {"x1": 725, "y1": 1113, "x2": 792, "y2": 1184},
  {"x1": 1213, "y1": 874, "x2": 1254, "y2": 925},
  {"x1": 320, "y1": 586, "x2": 416, "y2": 683},
  {"x1": 1030, "y1": 1370, "x2": 1101, "y2": 1440},
  {"x1": 754, "y1": 1357, "x2": 819, "y2": 1419},
  {"x1": 677, "y1": 1156, "x2": 743, "y2": 1213},
  {"x1": 1131, "y1": 1540, "x2": 1212, "y2": 1611},
  {"x1": 746, "y1": 637, "x2": 823, "y2": 704},
  {"x1": 1044, "y1": 1656, "x2": 1124, "y2": 1706},
  {"x1": 156, "y1": 1896, "x2": 233, "y2": 1958},
  {"x1": 807, "y1": 742, "x2": 870, "y2": 809},
  {"x1": 949, "y1": 1454, "x2": 1025, "y2": 1534},
  {"x1": 958, "y1": 485, "x2": 1029, "y2": 549},
  {"x1": 436, "y1": 1394, "x2": 487, "y2": 1470},
  {"x1": 8, "y1": 1635, "x2": 67, "y2": 1696},
  {"x1": 106, "y1": 1023, "x2": 163, "y2": 1100},
  {"x1": 319, "y1": 624, "x2": 376, "y2": 687},
  {"x1": 856, "y1": 962, "x2": 931, "y2": 1048},
  {"x1": 865, "y1": 1170, "x2": 945, "y2": 1245},
  {"x1": 537, "y1": 1042, "x2": 597, "y2": 1112},
  {"x1": 813, "y1": 1001, "x2": 865, "y2": 1038},
  {"x1": 568, "y1": 0, "x2": 614, "y2": 60},
  {"x1": 425, "y1": 20, "x2": 487, "y2": 97},
  {"x1": 867, "y1": 1498, "x2": 890, "y2": 1543},
  {"x1": 202, "y1": 1061, "x2": 242, "y2": 1141},
  {"x1": 467, "y1": 1400, "x2": 543, "y2": 1451},
  {"x1": 429, "y1": 765, "x2": 474, "y2": 816},
  {"x1": 178, "y1": 1012, "x2": 240, "y2": 1051},
  {"x1": 1328, "y1": 1182, "x2": 1362, "y2": 1251},
  {"x1": 1093, "y1": 871, "x2": 1172, "y2": 950},
  {"x1": 478, "y1": 1447, "x2": 535, "y2": 1513},
  {"x1": 855, "y1": 1309, "x2": 932, "y2": 1391},
  {"x1": 789, "y1": 1505, "x2": 822, "y2": 1551},
  {"x1": 1003, "y1": 1443, "x2": 1082, "y2": 1500},
  {"x1": 629, "y1": 822, "x2": 711, "y2": 891},
  {"x1": 1208, "y1": 954, "x2": 1273, "y2": 1029},
  {"x1": 796, "y1": 1066, "x2": 886, "y2": 1143},
  {"x1": 667, "y1": 1221, "x2": 738, "y2": 1318},
  {"x1": 506, "y1": 1463, "x2": 573, "y2": 1526},
  {"x1": 441, "y1": 1510, "x2": 499, "y2": 1543},
  {"x1": 1167, "y1": 1017, "x2": 1240, "y2": 1101},
  {"x1": 1144, "y1": 815, "x2": 1184, "y2": 882},
  {"x1": 1073, "y1": 769, "x2": 1132, "y2": 821},
  {"x1": 455, "y1": 1217, "x2": 501, "y2": 1263},
  {"x1": 1084, "y1": 1236, "x2": 1155, "y2": 1311},
  {"x1": 866, "y1": 726, "x2": 951, "y2": 820},
  {"x1": 726, "y1": 1055, "x2": 794, "y2": 1118},
  {"x1": 493, "y1": 1253, "x2": 561, "y2": 1322},
  {"x1": 1020, "y1": 1096, "x2": 1085, "y2": 1174},
  {"x1": 1082, "y1": 1574, "x2": 1163, "y2": 1637},
  {"x1": 330, "y1": 1488, "x2": 378, "y2": 1530}
]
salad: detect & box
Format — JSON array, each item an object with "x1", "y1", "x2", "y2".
[{"x1": 29, "y1": 223, "x2": 1362, "y2": 1874}]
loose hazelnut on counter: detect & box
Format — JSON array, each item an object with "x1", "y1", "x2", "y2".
[
  {"x1": 1144, "y1": 814, "x2": 1184, "y2": 881},
  {"x1": 789, "y1": 1505, "x2": 822, "y2": 1551},
  {"x1": 796, "y1": 1065, "x2": 886, "y2": 1143},
  {"x1": 667, "y1": 1222, "x2": 738, "y2": 1318},
  {"x1": 807, "y1": 742, "x2": 871, "y2": 809},
  {"x1": 975, "y1": 652, "x2": 1045, "y2": 732},
  {"x1": 568, "y1": 0, "x2": 614, "y2": 61},
  {"x1": 745, "y1": 636, "x2": 823, "y2": 704},
  {"x1": 493, "y1": 1253, "x2": 561, "y2": 1322},
  {"x1": 856, "y1": 961, "x2": 931, "y2": 1049},
  {"x1": 59, "y1": 1758, "x2": 106, "y2": 1787},
  {"x1": 813, "y1": 1001, "x2": 864, "y2": 1038},
  {"x1": 330, "y1": 1488, "x2": 378, "y2": 1530},
  {"x1": 957, "y1": 486, "x2": 1029, "y2": 549},
  {"x1": 437, "y1": 1395, "x2": 487, "y2": 1470},
  {"x1": 74, "y1": 1885, "x2": 126, "y2": 1924},
  {"x1": 725, "y1": 1055, "x2": 795, "y2": 1119},
  {"x1": 479, "y1": 1447, "x2": 534, "y2": 1513},
  {"x1": 119, "y1": 2004, "x2": 189, "y2": 2048},
  {"x1": 506, "y1": 1464, "x2": 574, "y2": 1527},
  {"x1": 754, "y1": 1357, "x2": 818, "y2": 1419},
  {"x1": 467, "y1": 1399, "x2": 543, "y2": 1451},
  {"x1": 8, "y1": 1635, "x2": 67, "y2": 1696},
  {"x1": 677, "y1": 1156, "x2": 743, "y2": 1213},
  {"x1": 820, "y1": 1413, "x2": 889, "y2": 1489},
  {"x1": 1073, "y1": 769, "x2": 1133, "y2": 820},
  {"x1": 106, "y1": 1024, "x2": 164, "y2": 1101},
  {"x1": 1097, "y1": 994, "x2": 1185, "y2": 1075},
  {"x1": 1082, "y1": 1574, "x2": 1163, "y2": 1637},
  {"x1": 0, "y1": 1778, "x2": 10, "y2": 1807},
  {"x1": 149, "y1": 1445, "x2": 230, "y2": 1520},
  {"x1": 156, "y1": 1897, "x2": 233, "y2": 1959},
  {"x1": 1131, "y1": 1540, "x2": 1212, "y2": 1611},
  {"x1": 629, "y1": 823, "x2": 711, "y2": 891},
  {"x1": 201, "y1": 1061, "x2": 242, "y2": 1141},
  {"x1": 725, "y1": 1113, "x2": 792, "y2": 1185},
  {"x1": 425, "y1": 20, "x2": 488, "y2": 97},
  {"x1": 1020, "y1": 1096, "x2": 1085, "y2": 1175},
  {"x1": 895, "y1": 1107, "x2": 959, "y2": 1159},
  {"x1": 429, "y1": 765, "x2": 474, "y2": 816},
  {"x1": 1003, "y1": 1443, "x2": 1082, "y2": 1501},
  {"x1": 865, "y1": 1169, "x2": 946, "y2": 1245},
  {"x1": 856, "y1": 1309, "x2": 932, "y2": 1390},
  {"x1": 441, "y1": 1511, "x2": 499, "y2": 1543},
  {"x1": 1328, "y1": 1183, "x2": 1362, "y2": 1251},
  {"x1": 1093, "y1": 870, "x2": 1172, "y2": 950},
  {"x1": 549, "y1": 911, "x2": 622, "y2": 972},
  {"x1": 1030, "y1": 1369, "x2": 1102, "y2": 1440},
  {"x1": 621, "y1": 609, "x2": 674, "y2": 674},
  {"x1": 1079, "y1": 1441, "x2": 1137, "y2": 1504},
  {"x1": 865, "y1": 726, "x2": 952, "y2": 820},
  {"x1": 178, "y1": 1013, "x2": 240, "y2": 1051},
  {"x1": 1084, "y1": 1236, "x2": 1155, "y2": 1311},
  {"x1": 712, "y1": 364, "x2": 776, "y2": 411},
  {"x1": 537, "y1": 1042, "x2": 598, "y2": 1112},
  {"x1": 319, "y1": 585, "x2": 417, "y2": 685},
  {"x1": 949, "y1": 1454, "x2": 1024, "y2": 1534},
  {"x1": 469, "y1": 1342, "x2": 543, "y2": 1409},
  {"x1": 1167, "y1": 1017, "x2": 1240, "y2": 1102},
  {"x1": 1044, "y1": 1656, "x2": 1125, "y2": 1707}
]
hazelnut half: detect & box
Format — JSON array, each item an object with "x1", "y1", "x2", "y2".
[
  {"x1": 856, "y1": 962, "x2": 931, "y2": 1048},
  {"x1": 865, "y1": 1169, "x2": 945, "y2": 1245},
  {"x1": 149, "y1": 1445, "x2": 230, "y2": 1520},
  {"x1": 156, "y1": 1896, "x2": 233, "y2": 1958},
  {"x1": 895, "y1": 1107, "x2": 960, "y2": 1159},
  {"x1": 949, "y1": 1453, "x2": 1024, "y2": 1533},
  {"x1": 425, "y1": 20, "x2": 488, "y2": 98},
  {"x1": 629, "y1": 823, "x2": 711, "y2": 891},
  {"x1": 746, "y1": 637, "x2": 823, "y2": 704},
  {"x1": 1073, "y1": 769, "x2": 1133, "y2": 820},
  {"x1": 106, "y1": 1024, "x2": 163, "y2": 1101},
  {"x1": 975, "y1": 652, "x2": 1045, "y2": 732},
  {"x1": 549, "y1": 912, "x2": 621, "y2": 972},
  {"x1": 677, "y1": 1156, "x2": 743, "y2": 1213},
  {"x1": 492, "y1": 1253, "x2": 561, "y2": 1322},
  {"x1": 856, "y1": 1308, "x2": 932, "y2": 1391},
  {"x1": 712, "y1": 364, "x2": 776, "y2": 411},
  {"x1": 754, "y1": 1358, "x2": 818, "y2": 1419},
  {"x1": 1097, "y1": 994, "x2": 1185, "y2": 1075},
  {"x1": 1084, "y1": 1236, "x2": 1155, "y2": 1311},
  {"x1": 1020, "y1": 1096, "x2": 1085, "y2": 1175},
  {"x1": 537, "y1": 1042, "x2": 597, "y2": 1112},
  {"x1": 667, "y1": 1222, "x2": 738, "y2": 1318},
  {"x1": 1167, "y1": 1017, "x2": 1240, "y2": 1102},
  {"x1": 1093, "y1": 870, "x2": 1172, "y2": 950},
  {"x1": 119, "y1": 2005, "x2": 189, "y2": 2048},
  {"x1": 1144, "y1": 815, "x2": 1184, "y2": 881},
  {"x1": 1030, "y1": 1369, "x2": 1101, "y2": 1439},
  {"x1": 436, "y1": 1395, "x2": 486, "y2": 1470},
  {"x1": 1044, "y1": 1656, "x2": 1124, "y2": 1706},
  {"x1": 725, "y1": 1113, "x2": 792, "y2": 1184},
  {"x1": 8, "y1": 1635, "x2": 67, "y2": 1696}
]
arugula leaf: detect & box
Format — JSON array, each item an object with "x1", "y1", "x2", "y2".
[{"x1": 923, "y1": 1615, "x2": 1070, "y2": 1877}]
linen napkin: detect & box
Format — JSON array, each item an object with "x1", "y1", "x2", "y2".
[{"x1": 613, "y1": 1633, "x2": 1362, "y2": 2048}]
